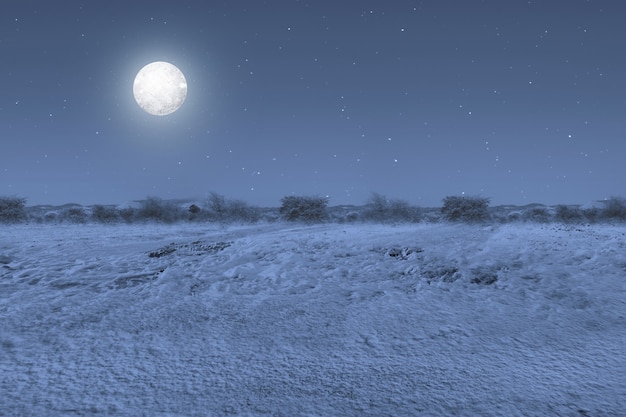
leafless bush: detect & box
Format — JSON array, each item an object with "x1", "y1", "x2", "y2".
[
  {"x1": 600, "y1": 196, "x2": 626, "y2": 222},
  {"x1": 280, "y1": 195, "x2": 329, "y2": 222},
  {"x1": 522, "y1": 207, "x2": 551, "y2": 223},
  {"x1": 206, "y1": 192, "x2": 227, "y2": 220},
  {"x1": 205, "y1": 192, "x2": 259, "y2": 222},
  {"x1": 555, "y1": 205, "x2": 585, "y2": 223},
  {"x1": 582, "y1": 207, "x2": 600, "y2": 223},
  {"x1": 92, "y1": 205, "x2": 120, "y2": 223},
  {"x1": 362, "y1": 192, "x2": 420, "y2": 223},
  {"x1": 0, "y1": 196, "x2": 27, "y2": 223},
  {"x1": 136, "y1": 196, "x2": 182, "y2": 223},
  {"x1": 441, "y1": 195, "x2": 490, "y2": 223},
  {"x1": 228, "y1": 199, "x2": 259, "y2": 222},
  {"x1": 119, "y1": 207, "x2": 136, "y2": 223},
  {"x1": 59, "y1": 207, "x2": 88, "y2": 223}
]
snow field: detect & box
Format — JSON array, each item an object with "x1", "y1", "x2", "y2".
[{"x1": 1, "y1": 222, "x2": 625, "y2": 416}]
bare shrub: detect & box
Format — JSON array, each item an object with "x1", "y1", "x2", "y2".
[
  {"x1": 582, "y1": 207, "x2": 600, "y2": 223},
  {"x1": 227, "y1": 199, "x2": 259, "y2": 222},
  {"x1": 362, "y1": 193, "x2": 420, "y2": 223},
  {"x1": 205, "y1": 192, "x2": 259, "y2": 222},
  {"x1": 601, "y1": 196, "x2": 626, "y2": 222},
  {"x1": 555, "y1": 205, "x2": 584, "y2": 223},
  {"x1": 206, "y1": 192, "x2": 227, "y2": 220},
  {"x1": 441, "y1": 195, "x2": 490, "y2": 223},
  {"x1": 92, "y1": 205, "x2": 120, "y2": 223},
  {"x1": 60, "y1": 207, "x2": 88, "y2": 223},
  {"x1": 0, "y1": 196, "x2": 26, "y2": 223},
  {"x1": 280, "y1": 195, "x2": 329, "y2": 222},
  {"x1": 119, "y1": 207, "x2": 136, "y2": 223},
  {"x1": 390, "y1": 199, "x2": 420, "y2": 222},
  {"x1": 363, "y1": 192, "x2": 388, "y2": 221},
  {"x1": 44, "y1": 212, "x2": 58, "y2": 223},
  {"x1": 136, "y1": 197, "x2": 181, "y2": 223},
  {"x1": 522, "y1": 207, "x2": 551, "y2": 223}
]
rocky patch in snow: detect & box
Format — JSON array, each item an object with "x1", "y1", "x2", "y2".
[{"x1": 148, "y1": 240, "x2": 232, "y2": 258}]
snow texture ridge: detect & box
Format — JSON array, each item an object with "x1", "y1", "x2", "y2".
[{"x1": 1, "y1": 222, "x2": 625, "y2": 416}]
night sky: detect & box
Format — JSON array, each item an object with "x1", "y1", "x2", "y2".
[{"x1": 1, "y1": 1, "x2": 624, "y2": 207}]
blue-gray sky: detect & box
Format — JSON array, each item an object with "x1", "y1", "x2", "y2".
[{"x1": 1, "y1": 1, "x2": 624, "y2": 207}]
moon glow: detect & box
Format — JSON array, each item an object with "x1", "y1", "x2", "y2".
[{"x1": 133, "y1": 61, "x2": 187, "y2": 116}]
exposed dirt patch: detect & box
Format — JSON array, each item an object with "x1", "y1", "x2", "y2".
[{"x1": 148, "y1": 241, "x2": 232, "y2": 258}]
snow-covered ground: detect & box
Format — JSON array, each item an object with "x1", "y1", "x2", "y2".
[{"x1": 1, "y1": 222, "x2": 625, "y2": 416}]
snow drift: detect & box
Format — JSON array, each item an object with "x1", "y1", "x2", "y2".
[{"x1": 1, "y1": 222, "x2": 624, "y2": 416}]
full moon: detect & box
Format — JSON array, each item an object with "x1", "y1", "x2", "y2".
[{"x1": 133, "y1": 61, "x2": 187, "y2": 116}]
